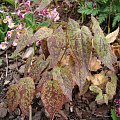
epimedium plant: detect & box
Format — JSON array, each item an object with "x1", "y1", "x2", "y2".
[
  {"x1": 6, "y1": 15, "x2": 119, "y2": 120},
  {"x1": 1, "y1": 0, "x2": 119, "y2": 119}
]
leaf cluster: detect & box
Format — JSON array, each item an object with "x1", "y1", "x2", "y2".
[
  {"x1": 7, "y1": 16, "x2": 119, "y2": 120},
  {"x1": 78, "y1": 0, "x2": 120, "y2": 28}
]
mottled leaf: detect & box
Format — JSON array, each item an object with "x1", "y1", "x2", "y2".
[
  {"x1": 28, "y1": 27, "x2": 53, "y2": 45},
  {"x1": 41, "y1": 80, "x2": 66, "y2": 120},
  {"x1": 106, "y1": 27, "x2": 119, "y2": 43},
  {"x1": 52, "y1": 66, "x2": 74, "y2": 101},
  {"x1": 89, "y1": 85, "x2": 102, "y2": 94},
  {"x1": 67, "y1": 18, "x2": 92, "y2": 88},
  {"x1": 18, "y1": 77, "x2": 35, "y2": 116},
  {"x1": 6, "y1": 84, "x2": 20, "y2": 111},
  {"x1": 29, "y1": 55, "x2": 49, "y2": 82},
  {"x1": 103, "y1": 94, "x2": 108, "y2": 105},
  {"x1": 47, "y1": 26, "x2": 66, "y2": 67},
  {"x1": 35, "y1": 0, "x2": 51, "y2": 12},
  {"x1": 12, "y1": 28, "x2": 33, "y2": 57},
  {"x1": 91, "y1": 16, "x2": 117, "y2": 71},
  {"x1": 95, "y1": 93, "x2": 104, "y2": 104},
  {"x1": 106, "y1": 82, "x2": 116, "y2": 98}
]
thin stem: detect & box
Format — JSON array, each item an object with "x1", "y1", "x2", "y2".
[
  {"x1": 29, "y1": 105, "x2": 32, "y2": 120},
  {"x1": 5, "y1": 51, "x2": 8, "y2": 77}
]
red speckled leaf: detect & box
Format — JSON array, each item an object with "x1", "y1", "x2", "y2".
[
  {"x1": 47, "y1": 25, "x2": 66, "y2": 67},
  {"x1": 67, "y1": 18, "x2": 92, "y2": 89},
  {"x1": 91, "y1": 16, "x2": 117, "y2": 71},
  {"x1": 41, "y1": 80, "x2": 66, "y2": 120},
  {"x1": 18, "y1": 77, "x2": 35, "y2": 116},
  {"x1": 52, "y1": 66, "x2": 74, "y2": 101},
  {"x1": 29, "y1": 55, "x2": 49, "y2": 82},
  {"x1": 6, "y1": 84, "x2": 20, "y2": 111}
]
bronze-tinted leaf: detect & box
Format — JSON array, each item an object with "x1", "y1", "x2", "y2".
[
  {"x1": 6, "y1": 84, "x2": 20, "y2": 111},
  {"x1": 28, "y1": 27, "x2": 53, "y2": 45},
  {"x1": 29, "y1": 55, "x2": 49, "y2": 82},
  {"x1": 18, "y1": 77, "x2": 35, "y2": 116},
  {"x1": 12, "y1": 28, "x2": 33, "y2": 57},
  {"x1": 41, "y1": 80, "x2": 66, "y2": 120},
  {"x1": 91, "y1": 16, "x2": 117, "y2": 71},
  {"x1": 67, "y1": 18, "x2": 92, "y2": 88},
  {"x1": 47, "y1": 26, "x2": 66, "y2": 67},
  {"x1": 53, "y1": 66, "x2": 74, "y2": 100}
]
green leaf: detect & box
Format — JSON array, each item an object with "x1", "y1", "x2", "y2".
[
  {"x1": 91, "y1": 16, "x2": 117, "y2": 71},
  {"x1": 24, "y1": 13, "x2": 36, "y2": 30},
  {"x1": 4, "y1": 0, "x2": 15, "y2": 5},
  {"x1": 112, "y1": 13, "x2": 120, "y2": 27},
  {"x1": 111, "y1": 109, "x2": 120, "y2": 120},
  {"x1": 38, "y1": 20, "x2": 51, "y2": 27}
]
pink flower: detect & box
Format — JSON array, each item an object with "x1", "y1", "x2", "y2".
[
  {"x1": 17, "y1": 10, "x2": 25, "y2": 18},
  {"x1": 16, "y1": 23, "x2": 22, "y2": 30},
  {"x1": 12, "y1": 39, "x2": 19, "y2": 46},
  {"x1": 0, "y1": 42, "x2": 8, "y2": 50},
  {"x1": 46, "y1": 8, "x2": 60, "y2": 22},
  {"x1": 39, "y1": 8, "x2": 48, "y2": 16},
  {"x1": 3, "y1": 16, "x2": 11, "y2": 23},
  {"x1": 8, "y1": 21, "x2": 14, "y2": 29},
  {"x1": 16, "y1": 31, "x2": 21, "y2": 38},
  {"x1": 7, "y1": 30, "x2": 14, "y2": 38},
  {"x1": 115, "y1": 107, "x2": 120, "y2": 117},
  {"x1": 24, "y1": 1, "x2": 30, "y2": 7}
]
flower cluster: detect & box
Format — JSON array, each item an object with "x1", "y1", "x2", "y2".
[
  {"x1": 114, "y1": 99, "x2": 120, "y2": 117},
  {"x1": 17, "y1": 0, "x2": 31, "y2": 19},
  {"x1": 0, "y1": 23, "x2": 23, "y2": 50},
  {"x1": 3, "y1": 16, "x2": 14, "y2": 29},
  {"x1": 39, "y1": 8, "x2": 60, "y2": 22}
]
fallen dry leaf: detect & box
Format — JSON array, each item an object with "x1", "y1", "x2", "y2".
[
  {"x1": 89, "y1": 57, "x2": 102, "y2": 71},
  {"x1": 106, "y1": 27, "x2": 119, "y2": 43},
  {"x1": 90, "y1": 73, "x2": 108, "y2": 86}
]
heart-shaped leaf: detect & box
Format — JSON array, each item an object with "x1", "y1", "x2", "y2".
[
  {"x1": 18, "y1": 77, "x2": 35, "y2": 115},
  {"x1": 41, "y1": 80, "x2": 66, "y2": 120},
  {"x1": 47, "y1": 26, "x2": 66, "y2": 67},
  {"x1": 91, "y1": 16, "x2": 117, "y2": 71},
  {"x1": 6, "y1": 85, "x2": 20, "y2": 111}
]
